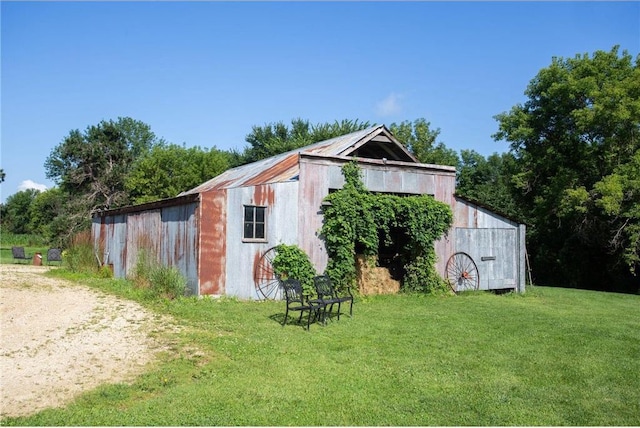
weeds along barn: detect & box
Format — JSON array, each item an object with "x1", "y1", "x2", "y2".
[{"x1": 92, "y1": 125, "x2": 526, "y2": 298}]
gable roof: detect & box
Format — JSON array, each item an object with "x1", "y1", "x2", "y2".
[{"x1": 180, "y1": 125, "x2": 425, "y2": 194}]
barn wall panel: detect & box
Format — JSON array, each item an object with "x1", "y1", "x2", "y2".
[
  {"x1": 199, "y1": 190, "x2": 227, "y2": 295},
  {"x1": 92, "y1": 215, "x2": 127, "y2": 278},
  {"x1": 299, "y1": 161, "x2": 331, "y2": 272},
  {"x1": 160, "y1": 203, "x2": 199, "y2": 295},
  {"x1": 93, "y1": 202, "x2": 199, "y2": 293},
  {"x1": 225, "y1": 183, "x2": 299, "y2": 299},
  {"x1": 455, "y1": 228, "x2": 517, "y2": 290},
  {"x1": 125, "y1": 210, "x2": 162, "y2": 278}
]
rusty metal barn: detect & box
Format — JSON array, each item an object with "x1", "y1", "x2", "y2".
[{"x1": 92, "y1": 125, "x2": 526, "y2": 298}]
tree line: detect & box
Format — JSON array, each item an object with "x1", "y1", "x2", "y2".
[{"x1": 1, "y1": 46, "x2": 637, "y2": 293}]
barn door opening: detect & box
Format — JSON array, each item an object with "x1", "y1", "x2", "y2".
[{"x1": 377, "y1": 227, "x2": 410, "y2": 281}]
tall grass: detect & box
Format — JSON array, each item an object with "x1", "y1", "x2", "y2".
[
  {"x1": 3, "y1": 283, "x2": 639, "y2": 426},
  {"x1": 131, "y1": 246, "x2": 187, "y2": 300},
  {"x1": 62, "y1": 231, "x2": 101, "y2": 274}
]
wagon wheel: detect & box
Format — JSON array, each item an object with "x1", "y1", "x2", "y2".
[
  {"x1": 253, "y1": 247, "x2": 281, "y2": 300},
  {"x1": 446, "y1": 252, "x2": 479, "y2": 293}
]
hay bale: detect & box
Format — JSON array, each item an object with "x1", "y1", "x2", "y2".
[{"x1": 356, "y1": 254, "x2": 400, "y2": 295}]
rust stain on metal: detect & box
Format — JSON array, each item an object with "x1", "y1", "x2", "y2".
[
  {"x1": 199, "y1": 190, "x2": 227, "y2": 295},
  {"x1": 205, "y1": 179, "x2": 236, "y2": 191},
  {"x1": 252, "y1": 250, "x2": 262, "y2": 289},
  {"x1": 253, "y1": 184, "x2": 275, "y2": 206},
  {"x1": 242, "y1": 153, "x2": 299, "y2": 187}
]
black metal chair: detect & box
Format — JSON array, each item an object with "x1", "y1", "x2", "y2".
[
  {"x1": 332, "y1": 277, "x2": 354, "y2": 318},
  {"x1": 47, "y1": 248, "x2": 62, "y2": 265},
  {"x1": 281, "y1": 278, "x2": 325, "y2": 330},
  {"x1": 312, "y1": 275, "x2": 347, "y2": 321},
  {"x1": 11, "y1": 246, "x2": 31, "y2": 264}
]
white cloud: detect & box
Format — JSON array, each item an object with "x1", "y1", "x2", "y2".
[
  {"x1": 18, "y1": 180, "x2": 48, "y2": 192},
  {"x1": 375, "y1": 92, "x2": 404, "y2": 117}
]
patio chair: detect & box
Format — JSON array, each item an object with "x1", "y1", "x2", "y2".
[
  {"x1": 312, "y1": 275, "x2": 346, "y2": 321},
  {"x1": 11, "y1": 246, "x2": 31, "y2": 264},
  {"x1": 314, "y1": 275, "x2": 354, "y2": 320},
  {"x1": 282, "y1": 278, "x2": 325, "y2": 330},
  {"x1": 47, "y1": 248, "x2": 62, "y2": 265}
]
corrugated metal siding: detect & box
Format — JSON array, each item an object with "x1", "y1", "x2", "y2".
[
  {"x1": 452, "y1": 197, "x2": 526, "y2": 291},
  {"x1": 92, "y1": 202, "x2": 199, "y2": 295},
  {"x1": 298, "y1": 160, "x2": 332, "y2": 272},
  {"x1": 92, "y1": 214, "x2": 127, "y2": 277},
  {"x1": 180, "y1": 125, "x2": 452, "y2": 195},
  {"x1": 454, "y1": 197, "x2": 518, "y2": 229},
  {"x1": 298, "y1": 157, "x2": 457, "y2": 281},
  {"x1": 455, "y1": 228, "x2": 517, "y2": 290},
  {"x1": 160, "y1": 204, "x2": 199, "y2": 294},
  {"x1": 224, "y1": 182, "x2": 299, "y2": 299},
  {"x1": 199, "y1": 190, "x2": 226, "y2": 295}
]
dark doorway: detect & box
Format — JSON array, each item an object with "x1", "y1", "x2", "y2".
[{"x1": 377, "y1": 227, "x2": 410, "y2": 281}]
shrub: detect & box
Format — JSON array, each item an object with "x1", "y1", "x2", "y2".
[
  {"x1": 149, "y1": 265, "x2": 187, "y2": 300},
  {"x1": 272, "y1": 244, "x2": 317, "y2": 296}
]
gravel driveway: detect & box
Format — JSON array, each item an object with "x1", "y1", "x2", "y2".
[{"x1": 0, "y1": 264, "x2": 173, "y2": 418}]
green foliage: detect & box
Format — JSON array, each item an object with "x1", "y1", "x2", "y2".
[
  {"x1": 271, "y1": 244, "x2": 317, "y2": 295},
  {"x1": 97, "y1": 264, "x2": 114, "y2": 279},
  {"x1": 63, "y1": 232, "x2": 99, "y2": 274},
  {"x1": 45, "y1": 117, "x2": 157, "y2": 210},
  {"x1": 494, "y1": 46, "x2": 640, "y2": 291},
  {"x1": 456, "y1": 150, "x2": 523, "y2": 221},
  {"x1": 2, "y1": 188, "x2": 40, "y2": 234},
  {"x1": 0, "y1": 232, "x2": 47, "y2": 247},
  {"x1": 390, "y1": 118, "x2": 459, "y2": 166},
  {"x1": 44, "y1": 117, "x2": 160, "y2": 244},
  {"x1": 321, "y1": 161, "x2": 453, "y2": 293},
  {"x1": 238, "y1": 118, "x2": 371, "y2": 164},
  {"x1": 149, "y1": 265, "x2": 187, "y2": 300},
  {"x1": 131, "y1": 248, "x2": 187, "y2": 299},
  {"x1": 403, "y1": 254, "x2": 449, "y2": 294},
  {"x1": 126, "y1": 143, "x2": 232, "y2": 204},
  {"x1": 27, "y1": 188, "x2": 66, "y2": 245}
]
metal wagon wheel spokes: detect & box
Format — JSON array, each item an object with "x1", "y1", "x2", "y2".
[
  {"x1": 446, "y1": 252, "x2": 479, "y2": 293},
  {"x1": 254, "y1": 247, "x2": 281, "y2": 300}
]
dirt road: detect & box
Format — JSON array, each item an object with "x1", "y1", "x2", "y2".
[{"x1": 0, "y1": 264, "x2": 173, "y2": 418}]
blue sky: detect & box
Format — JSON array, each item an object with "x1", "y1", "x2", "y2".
[{"x1": 1, "y1": 1, "x2": 639, "y2": 202}]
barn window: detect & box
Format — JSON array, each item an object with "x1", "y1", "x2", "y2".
[{"x1": 243, "y1": 205, "x2": 266, "y2": 241}]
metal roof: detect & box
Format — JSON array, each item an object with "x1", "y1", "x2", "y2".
[{"x1": 180, "y1": 125, "x2": 429, "y2": 194}]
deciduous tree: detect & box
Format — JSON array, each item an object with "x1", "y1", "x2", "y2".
[
  {"x1": 494, "y1": 46, "x2": 639, "y2": 291},
  {"x1": 44, "y1": 117, "x2": 159, "y2": 244},
  {"x1": 2, "y1": 188, "x2": 40, "y2": 234},
  {"x1": 456, "y1": 150, "x2": 521, "y2": 220},
  {"x1": 126, "y1": 144, "x2": 232, "y2": 204},
  {"x1": 389, "y1": 118, "x2": 459, "y2": 166},
  {"x1": 238, "y1": 118, "x2": 371, "y2": 164}
]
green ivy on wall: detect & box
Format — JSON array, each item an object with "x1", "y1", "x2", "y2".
[{"x1": 320, "y1": 161, "x2": 453, "y2": 294}]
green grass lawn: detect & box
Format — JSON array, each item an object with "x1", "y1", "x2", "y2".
[{"x1": 3, "y1": 275, "x2": 639, "y2": 426}]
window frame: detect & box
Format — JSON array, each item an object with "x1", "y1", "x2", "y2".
[{"x1": 242, "y1": 205, "x2": 267, "y2": 243}]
